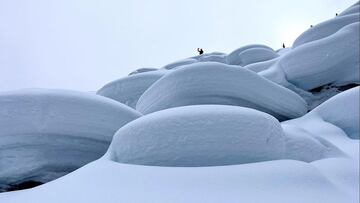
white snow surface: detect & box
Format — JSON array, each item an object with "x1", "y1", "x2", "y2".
[
  {"x1": 108, "y1": 105, "x2": 286, "y2": 166},
  {"x1": 97, "y1": 70, "x2": 167, "y2": 108},
  {"x1": 226, "y1": 44, "x2": 274, "y2": 65},
  {"x1": 293, "y1": 13, "x2": 359, "y2": 48},
  {"x1": 260, "y1": 22, "x2": 360, "y2": 90},
  {"x1": 128, "y1": 67, "x2": 158, "y2": 75},
  {"x1": 0, "y1": 2, "x2": 359, "y2": 203},
  {"x1": 136, "y1": 62, "x2": 307, "y2": 120},
  {"x1": 0, "y1": 89, "x2": 141, "y2": 191},
  {"x1": 309, "y1": 86, "x2": 359, "y2": 139}
]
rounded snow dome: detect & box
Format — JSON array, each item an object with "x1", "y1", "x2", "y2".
[{"x1": 108, "y1": 105, "x2": 286, "y2": 167}]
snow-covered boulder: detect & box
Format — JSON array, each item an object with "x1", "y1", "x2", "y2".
[
  {"x1": 309, "y1": 87, "x2": 359, "y2": 139},
  {"x1": 108, "y1": 105, "x2": 286, "y2": 166},
  {"x1": 262, "y1": 22, "x2": 360, "y2": 90},
  {"x1": 97, "y1": 70, "x2": 167, "y2": 108},
  {"x1": 0, "y1": 89, "x2": 141, "y2": 191},
  {"x1": 128, "y1": 67, "x2": 158, "y2": 75},
  {"x1": 293, "y1": 13, "x2": 359, "y2": 47},
  {"x1": 227, "y1": 44, "x2": 274, "y2": 65},
  {"x1": 136, "y1": 62, "x2": 307, "y2": 120}
]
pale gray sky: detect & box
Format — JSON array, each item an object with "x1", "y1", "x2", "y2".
[{"x1": 0, "y1": 0, "x2": 356, "y2": 92}]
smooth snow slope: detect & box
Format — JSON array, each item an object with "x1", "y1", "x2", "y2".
[
  {"x1": 0, "y1": 89, "x2": 141, "y2": 191},
  {"x1": 0, "y1": 159, "x2": 350, "y2": 203},
  {"x1": 137, "y1": 62, "x2": 307, "y2": 120}
]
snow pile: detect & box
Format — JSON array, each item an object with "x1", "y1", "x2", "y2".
[
  {"x1": 108, "y1": 105, "x2": 285, "y2": 166},
  {"x1": 0, "y1": 89, "x2": 140, "y2": 191},
  {"x1": 162, "y1": 58, "x2": 198, "y2": 70},
  {"x1": 339, "y1": 2, "x2": 359, "y2": 16},
  {"x1": 162, "y1": 52, "x2": 227, "y2": 70},
  {"x1": 226, "y1": 44, "x2": 275, "y2": 65},
  {"x1": 309, "y1": 86, "x2": 359, "y2": 139},
  {"x1": 293, "y1": 13, "x2": 359, "y2": 47},
  {"x1": 260, "y1": 22, "x2": 359, "y2": 90},
  {"x1": 128, "y1": 67, "x2": 158, "y2": 75},
  {"x1": 137, "y1": 62, "x2": 307, "y2": 120},
  {"x1": 281, "y1": 87, "x2": 359, "y2": 196},
  {"x1": 97, "y1": 70, "x2": 167, "y2": 108}
]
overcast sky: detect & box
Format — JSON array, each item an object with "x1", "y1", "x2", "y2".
[{"x1": 0, "y1": 0, "x2": 356, "y2": 92}]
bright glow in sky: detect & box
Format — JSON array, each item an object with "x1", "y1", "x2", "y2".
[{"x1": 0, "y1": 0, "x2": 356, "y2": 92}]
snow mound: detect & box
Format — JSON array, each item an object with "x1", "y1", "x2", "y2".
[
  {"x1": 136, "y1": 62, "x2": 307, "y2": 120},
  {"x1": 197, "y1": 53, "x2": 227, "y2": 63},
  {"x1": 162, "y1": 58, "x2": 198, "y2": 70},
  {"x1": 234, "y1": 47, "x2": 279, "y2": 66},
  {"x1": 293, "y1": 13, "x2": 359, "y2": 47},
  {"x1": 244, "y1": 57, "x2": 279, "y2": 73},
  {"x1": 310, "y1": 87, "x2": 359, "y2": 139},
  {"x1": 262, "y1": 22, "x2": 360, "y2": 90},
  {"x1": 163, "y1": 53, "x2": 228, "y2": 71},
  {"x1": 339, "y1": 2, "x2": 360, "y2": 16},
  {"x1": 227, "y1": 44, "x2": 274, "y2": 65},
  {"x1": 108, "y1": 105, "x2": 286, "y2": 166},
  {"x1": 0, "y1": 89, "x2": 141, "y2": 191},
  {"x1": 97, "y1": 70, "x2": 166, "y2": 108},
  {"x1": 283, "y1": 124, "x2": 344, "y2": 162},
  {"x1": 128, "y1": 67, "x2": 158, "y2": 75}
]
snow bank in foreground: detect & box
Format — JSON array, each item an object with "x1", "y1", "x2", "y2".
[
  {"x1": 97, "y1": 70, "x2": 167, "y2": 108},
  {"x1": 0, "y1": 89, "x2": 141, "y2": 191},
  {"x1": 0, "y1": 159, "x2": 350, "y2": 203},
  {"x1": 137, "y1": 62, "x2": 307, "y2": 120},
  {"x1": 108, "y1": 105, "x2": 285, "y2": 166}
]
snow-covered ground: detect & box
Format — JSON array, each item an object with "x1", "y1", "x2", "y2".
[{"x1": 0, "y1": 2, "x2": 359, "y2": 203}]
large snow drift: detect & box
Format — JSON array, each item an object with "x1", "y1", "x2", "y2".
[
  {"x1": 136, "y1": 62, "x2": 307, "y2": 120},
  {"x1": 293, "y1": 13, "x2": 359, "y2": 47},
  {"x1": 108, "y1": 105, "x2": 285, "y2": 166},
  {"x1": 0, "y1": 89, "x2": 141, "y2": 191},
  {"x1": 261, "y1": 22, "x2": 360, "y2": 90},
  {"x1": 97, "y1": 70, "x2": 166, "y2": 108}
]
